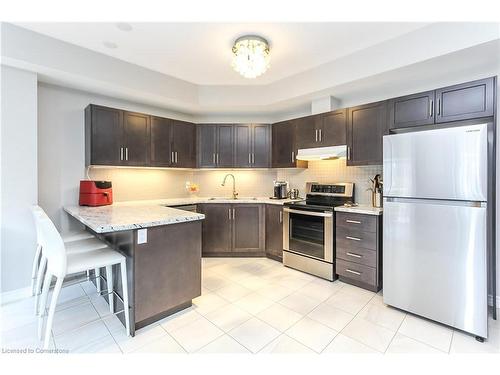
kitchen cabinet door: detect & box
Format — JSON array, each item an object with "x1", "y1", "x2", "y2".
[
  {"x1": 252, "y1": 124, "x2": 270, "y2": 167},
  {"x1": 347, "y1": 101, "x2": 386, "y2": 166},
  {"x1": 86, "y1": 105, "x2": 123, "y2": 166},
  {"x1": 320, "y1": 109, "x2": 347, "y2": 146},
  {"x1": 123, "y1": 111, "x2": 150, "y2": 166},
  {"x1": 294, "y1": 116, "x2": 317, "y2": 149},
  {"x1": 150, "y1": 116, "x2": 172, "y2": 167},
  {"x1": 234, "y1": 124, "x2": 252, "y2": 168},
  {"x1": 272, "y1": 121, "x2": 295, "y2": 168},
  {"x1": 388, "y1": 91, "x2": 435, "y2": 129},
  {"x1": 199, "y1": 204, "x2": 232, "y2": 255},
  {"x1": 217, "y1": 125, "x2": 234, "y2": 168},
  {"x1": 171, "y1": 120, "x2": 196, "y2": 168},
  {"x1": 265, "y1": 205, "x2": 283, "y2": 261},
  {"x1": 197, "y1": 125, "x2": 217, "y2": 167},
  {"x1": 232, "y1": 204, "x2": 265, "y2": 254},
  {"x1": 436, "y1": 77, "x2": 495, "y2": 123}
]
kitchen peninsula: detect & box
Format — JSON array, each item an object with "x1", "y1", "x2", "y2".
[{"x1": 64, "y1": 203, "x2": 205, "y2": 336}]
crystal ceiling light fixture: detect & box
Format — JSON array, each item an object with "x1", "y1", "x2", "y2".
[{"x1": 231, "y1": 35, "x2": 270, "y2": 79}]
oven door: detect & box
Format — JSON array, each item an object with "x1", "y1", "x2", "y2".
[{"x1": 283, "y1": 207, "x2": 333, "y2": 263}]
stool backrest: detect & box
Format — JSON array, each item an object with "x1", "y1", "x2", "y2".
[{"x1": 30, "y1": 205, "x2": 67, "y2": 278}]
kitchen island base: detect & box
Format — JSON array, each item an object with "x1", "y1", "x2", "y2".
[{"x1": 91, "y1": 220, "x2": 202, "y2": 336}]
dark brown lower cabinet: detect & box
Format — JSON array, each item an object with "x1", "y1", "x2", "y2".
[
  {"x1": 335, "y1": 212, "x2": 382, "y2": 292},
  {"x1": 200, "y1": 204, "x2": 266, "y2": 257},
  {"x1": 199, "y1": 204, "x2": 232, "y2": 254},
  {"x1": 265, "y1": 205, "x2": 284, "y2": 261}
]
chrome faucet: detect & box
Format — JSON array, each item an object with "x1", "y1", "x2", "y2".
[{"x1": 221, "y1": 174, "x2": 238, "y2": 199}]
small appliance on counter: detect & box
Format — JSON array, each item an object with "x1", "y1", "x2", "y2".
[
  {"x1": 288, "y1": 188, "x2": 300, "y2": 200},
  {"x1": 272, "y1": 181, "x2": 288, "y2": 199},
  {"x1": 79, "y1": 180, "x2": 113, "y2": 206}
]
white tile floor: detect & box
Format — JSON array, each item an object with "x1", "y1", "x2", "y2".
[{"x1": 1, "y1": 257, "x2": 499, "y2": 354}]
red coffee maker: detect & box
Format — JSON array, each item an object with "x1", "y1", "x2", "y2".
[{"x1": 79, "y1": 180, "x2": 113, "y2": 206}]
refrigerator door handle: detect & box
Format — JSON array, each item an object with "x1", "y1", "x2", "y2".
[{"x1": 384, "y1": 196, "x2": 486, "y2": 208}]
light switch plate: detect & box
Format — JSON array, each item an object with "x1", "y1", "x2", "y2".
[{"x1": 137, "y1": 229, "x2": 148, "y2": 244}]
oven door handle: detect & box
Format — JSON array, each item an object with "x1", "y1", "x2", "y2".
[{"x1": 283, "y1": 207, "x2": 333, "y2": 218}]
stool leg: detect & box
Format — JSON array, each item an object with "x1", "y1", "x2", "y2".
[
  {"x1": 34, "y1": 256, "x2": 48, "y2": 315},
  {"x1": 38, "y1": 271, "x2": 52, "y2": 340},
  {"x1": 31, "y1": 244, "x2": 42, "y2": 296},
  {"x1": 95, "y1": 267, "x2": 101, "y2": 292},
  {"x1": 43, "y1": 276, "x2": 63, "y2": 350},
  {"x1": 120, "y1": 260, "x2": 130, "y2": 336},
  {"x1": 105, "y1": 265, "x2": 114, "y2": 314}
]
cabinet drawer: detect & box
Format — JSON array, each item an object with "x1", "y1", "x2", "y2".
[
  {"x1": 336, "y1": 259, "x2": 376, "y2": 286},
  {"x1": 336, "y1": 246, "x2": 377, "y2": 268},
  {"x1": 336, "y1": 212, "x2": 377, "y2": 233},
  {"x1": 336, "y1": 226, "x2": 377, "y2": 251}
]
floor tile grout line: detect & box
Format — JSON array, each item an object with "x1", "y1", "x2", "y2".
[
  {"x1": 383, "y1": 311, "x2": 408, "y2": 354},
  {"x1": 448, "y1": 330, "x2": 455, "y2": 354}
]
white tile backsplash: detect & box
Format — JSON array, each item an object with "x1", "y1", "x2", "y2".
[
  {"x1": 90, "y1": 159, "x2": 380, "y2": 205},
  {"x1": 277, "y1": 159, "x2": 382, "y2": 205}
]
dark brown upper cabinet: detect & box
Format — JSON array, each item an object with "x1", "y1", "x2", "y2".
[
  {"x1": 321, "y1": 109, "x2": 347, "y2": 146},
  {"x1": 435, "y1": 77, "x2": 495, "y2": 123},
  {"x1": 388, "y1": 91, "x2": 435, "y2": 129},
  {"x1": 272, "y1": 120, "x2": 296, "y2": 168},
  {"x1": 151, "y1": 117, "x2": 196, "y2": 168},
  {"x1": 197, "y1": 124, "x2": 234, "y2": 168},
  {"x1": 85, "y1": 105, "x2": 123, "y2": 166},
  {"x1": 295, "y1": 116, "x2": 317, "y2": 149},
  {"x1": 234, "y1": 124, "x2": 270, "y2": 168},
  {"x1": 389, "y1": 77, "x2": 495, "y2": 130},
  {"x1": 347, "y1": 101, "x2": 386, "y2": 166},
  {"x1": 171, "y1": 120, "x2": 196, "y2": 168},
  {"x1": 150, "y1": 116, "x2": 172, "y2": 167},
  {"x1": 85, "y1": 105, "x2": 150, "y2": 166}
]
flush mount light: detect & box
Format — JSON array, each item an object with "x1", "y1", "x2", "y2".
[
  {"x1": 103, "y1": 41, "x2": 118, "y2": 49},
  {"x1": 116, "y1": 22, "x2": 133, "y2": 32},
  {"x1": 231, "y1": 35, "x2": 270, "y2": 79}
]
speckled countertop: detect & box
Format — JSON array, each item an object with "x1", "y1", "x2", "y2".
[
  {"x1": 334, "y1": 205, "x2": 383, "y2": 216},
  {"x1": 65, "y1": 197, "x2": 302, "y2": 233}
]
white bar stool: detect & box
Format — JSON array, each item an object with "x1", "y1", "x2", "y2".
[
  {"x1": 30, "y1": 206, "x2": 108, "y2": 315},
  {"x1": 34, "y1": 209, "x2": 130, "y2": 349}
]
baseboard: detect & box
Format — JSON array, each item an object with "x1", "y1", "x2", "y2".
[{"x1": 0, "y1": 286, "x2": 32, "y2": 305}]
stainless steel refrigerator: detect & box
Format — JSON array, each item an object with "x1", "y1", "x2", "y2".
[{"x1": 383, "y1": 123, "x2": 489, "y2": 339}]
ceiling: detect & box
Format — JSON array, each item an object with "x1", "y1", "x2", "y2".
[{"x1": 17, "y1": 22, "x2": 428, "y2": 85}]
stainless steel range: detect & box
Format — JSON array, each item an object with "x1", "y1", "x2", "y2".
[{"x1": 283, "y1": 182, "x2": 354, "y2": 281}]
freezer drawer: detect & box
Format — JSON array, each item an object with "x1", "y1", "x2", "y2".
[
  {"x1": 383, "y1": 198, "x2": 488, "y2": 338},
  {"x1": 383, "y1": 123, "x2": 488, "y2": 201}
]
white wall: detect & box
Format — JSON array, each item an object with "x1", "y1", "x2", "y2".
[{"x1": 1, "y1": 66, "x2": 38, "y2": 293}]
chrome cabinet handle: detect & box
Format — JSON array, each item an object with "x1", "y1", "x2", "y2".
[
  {"x1": 120, "y1": 147, "x2": 123, "y2": 161},
  {"x1": 279, "y1": 211, "x2": 283, "y2": 223},
  {"x1": 291, "y1": 151, "x2": 295, "y2": 163},
  {"x1": 216, "y1": 153, "x2": 219, "y2": 165},
  {"x1": 346, "y1": 252, "x2": 362, "y2": 258},
  {"x1": 345, "y1": 269, "x2": 361, "y2": 275},
  {"x1": 315, "y1": 129, "x2": 318, "y2": 142},
  {"x1": 437, "y1": 98, "x2": 441, "y2": 115},
  {"x1": 346, "y1": 219, "x2": 361, "y2": 224},
  {"x1": 175, "y1": 151, "x2": 178, "y2": 163},
  {"x1": 347, "y1": 146, "x2": 351, "y2": 160},
  {"x1": 125, "y1": 147, "x2": 128, "y2": 161},
  {"x1": 249, "y1": 153, "x2": 251, "y2": 165},
  {"x1": 213, "y1": 153, "x2": 216, "y2": 164},
  {"x1": 252, "y1": 153, "x2": 255, "y2": 164},
  {"x1": 319, "y1": 129, "x2": 322, "y2": 142},
  {"x1": 429, "y1": 100, "x2": 433, "y2": 117},
  {"x1": 172, "y1": 151, "x2": 175, "y2": 163},
  {"x1": 228, "y1": 208, "x2": 231, "y2": 220},
  {"x1": 346, "y1": 236, "x2": 361, "y2": 241},
  {"x1": 232, "y1": 208, "x2": 235, "y2": 220}
]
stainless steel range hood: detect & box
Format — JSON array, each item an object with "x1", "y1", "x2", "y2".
[{"x1": 295, "y1": 145, "x2": 347, "y2": 161}]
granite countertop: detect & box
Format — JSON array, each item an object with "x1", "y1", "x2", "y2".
[
  {"x1": 334, "y1": 205, "x2": 383, "y2": 216},
  {"x1": 65, "y1": 196, "x2": 302, "y2": 233},
  {"x1": 64, "y1": 203, "x2": 205, "y2": 233}
]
